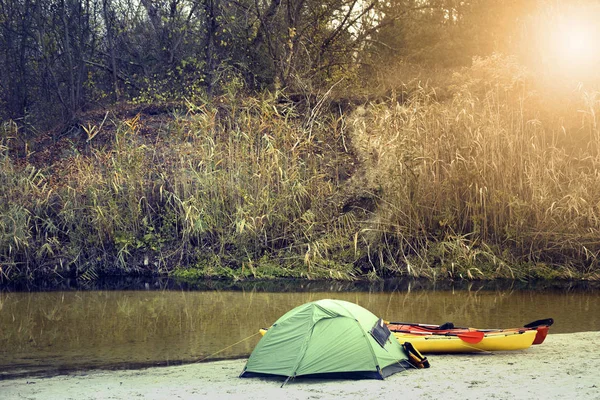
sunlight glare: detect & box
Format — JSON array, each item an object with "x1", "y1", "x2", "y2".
[
  {"x1": 555, "y1": 18, "x2": 597, "y2": 68},
  {"x1": 530, "y1": 5, "x2": 600, "y2": 82}
]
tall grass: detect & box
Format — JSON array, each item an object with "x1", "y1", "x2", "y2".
[
  {"x1": 349, "y1": 55, "x2": 600, "y2": 279},
  {"x1": 0, "y1": 127, "x2": 57, "y2": 279},
  {"x1": 1, "y1": 54, "x2": 599, "y2": 282},
  {"x1": 0, "y1": 91, "x2": 356, "y2": 281}
]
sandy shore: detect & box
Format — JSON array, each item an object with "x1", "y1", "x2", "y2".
[{"x1": 2, "y1": 332, "x2": 599, "y2": 400}]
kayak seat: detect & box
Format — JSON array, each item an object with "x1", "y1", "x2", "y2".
[{"x1": 437, "y1": 322, "x2": 455, "y2": 330}]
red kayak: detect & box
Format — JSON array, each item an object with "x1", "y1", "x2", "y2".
[{"x1": 386, "y1": 318, "x2": 554, "y2": 345}]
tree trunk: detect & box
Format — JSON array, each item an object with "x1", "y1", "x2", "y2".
[{"x1": 102, "y1": 0, "x2": 120, "y2": 101}]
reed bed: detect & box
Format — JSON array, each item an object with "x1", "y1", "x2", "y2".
[
  {"x1": 349, "y1": 55, "x2": 600, "y2": 279},
  {"x1": 1, "y1": 93, "x2": 355, "y2": 281},
  {"x1": 1, "y1": 55, "x2": 599, "y2": 281}
]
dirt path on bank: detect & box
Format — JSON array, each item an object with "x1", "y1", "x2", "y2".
[{"x1": 1, "y1": 332, "x2": 599, "y2": 400}]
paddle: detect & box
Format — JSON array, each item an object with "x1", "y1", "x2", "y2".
[
  {"x1": 393, "y1": 329, "x2": 485, "y2": 344},
  {"x1": 523, "y1": 318, "x2": 554, "y2": 328}
]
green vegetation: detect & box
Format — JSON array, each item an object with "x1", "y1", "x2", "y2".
[
  {"x1": 349, "y1": 60, "x2": 600, "y2": 281},
  {"x1": 2, "y1": 1, "x2": 600, "y2": 282},
  {"x1": 1, "y1": 91, "x2": 361, "y2": 281},
  {"x1": 1, "y1": 54, "x2": 600, "y2": 282}
]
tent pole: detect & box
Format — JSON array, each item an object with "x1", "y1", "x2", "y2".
[{"x1": 281, "y1": 376, "x2": 292, "y2": 388}]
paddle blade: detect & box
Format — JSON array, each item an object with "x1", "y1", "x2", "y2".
[{"x1": 455, "y1": 331, "x2": 485, "y2": 344}]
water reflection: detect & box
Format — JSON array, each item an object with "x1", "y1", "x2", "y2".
[
  {"x1": 1, "y1": 280, "x2": 599, "y2": 379},
  {"x1": 2, "y1": 276, "x2": 599, "y2": 293}
]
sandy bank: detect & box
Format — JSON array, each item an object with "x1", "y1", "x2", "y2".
[{"x1": 1, "y1": 332, "x2": 599, "y2": 400}]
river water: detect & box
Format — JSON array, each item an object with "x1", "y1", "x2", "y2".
[{"x1": 1, "y1": 278, "x2": 599, "y2": 379}]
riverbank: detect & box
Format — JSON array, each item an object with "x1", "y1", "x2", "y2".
[
  {"x1": 2, "y1": 331, "x2": 599, "y2": 399},
  {"x1": 3, "y1": 65, "x2": 600, "y2": 285}
]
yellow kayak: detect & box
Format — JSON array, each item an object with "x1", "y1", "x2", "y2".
[{"x1": 393, "y1": 329, "x2": 537, "y2": 353}]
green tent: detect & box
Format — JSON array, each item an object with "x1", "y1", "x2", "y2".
[{"x1": 240, "y1": 299, "x2": 414, "y2": 381}]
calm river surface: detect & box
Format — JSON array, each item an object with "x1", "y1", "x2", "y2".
[{"x1": 1, "y1": 279, "x2": 599, "y2": 379}]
